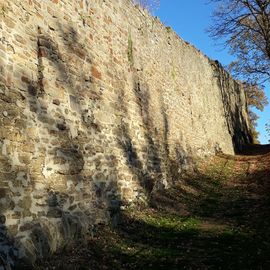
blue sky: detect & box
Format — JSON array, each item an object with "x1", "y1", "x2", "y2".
[{"x1": 155, "y1": 0, "x2": 270, "y2": 144}]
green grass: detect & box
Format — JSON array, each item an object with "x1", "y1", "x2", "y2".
[{"x1": 39, "y1": 151, "x2": 270, "y2": 270}]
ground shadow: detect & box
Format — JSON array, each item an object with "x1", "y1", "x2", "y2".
[
  {"x1": 239, "y1": 144, "x2": 270, "y2": 156},
  {"x1": 38, "y1": 146, "x2": 270, "y2": 269}
]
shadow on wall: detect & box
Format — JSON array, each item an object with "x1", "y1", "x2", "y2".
[
  {"x1": 1, "y1": 18, "x2": 193, "y2": 269},
  {"x1": 212, "y1": 61, "x2": 252, "y2": 153},
  {"x1": 0, "y1": 24, "x2": 121, "y2": 269},
  {"x1": 116, "y1": 70, "x2": 193, "y2": 198},
  {"x1": 116, "y1": 81, "x2": 161, "y2": 195}
]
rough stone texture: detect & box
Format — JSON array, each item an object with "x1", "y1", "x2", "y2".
[{"x1": 0, "y1": 0, "x2": 251, "y2": 265}]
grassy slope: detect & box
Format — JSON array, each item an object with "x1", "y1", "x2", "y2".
[{"x1": 39, "y1": 145, "x2": 270, "y2": 270}]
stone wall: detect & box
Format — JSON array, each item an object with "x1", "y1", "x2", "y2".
[{"x1": 0, "y1": 0, "x2": 251, "y2": 266}]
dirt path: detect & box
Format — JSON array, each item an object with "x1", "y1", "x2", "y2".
[{"x1": 39, "y1": 145, "x2": 270, "y2": 270}]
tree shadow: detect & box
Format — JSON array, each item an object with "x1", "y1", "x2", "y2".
[
  {"x1": 116, "y1": 71, "x2": 193, "y2": 198},
  {"x1": 111, "y1": 210, "x2": 270, "y2": 270},
  {"x1": 40, "y1": 151, "x2": 270, "y2": 270},
  {"x1": 39, "y1": 189, "x2": 270, "y2": 270},
  {"x1": 150, "y1": 158, "x2": 270, "y2": 235},
  {"x1": 0, "y1": 23, "x2": 122, "y2": 268},
  {"x1": 116, "y1": 84, "x2": 158, "y2": 195},
  {"x1": 0, "y1": 9, "x2": 257, "y2": 270}
]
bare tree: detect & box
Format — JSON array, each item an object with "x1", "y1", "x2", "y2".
[
  {"x1": 208, "y1": 0, "x2": 270, "y2": 142},
  {"x1": 208, "y1": 0, "x2": 270, "y2": 86},
  {"x1": 132, "y1": 0, "x2": 160, "y2": 13}
]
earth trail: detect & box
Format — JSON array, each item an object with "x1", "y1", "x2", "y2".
[{"x1": 39, "y1": 144, "x2": 270, "y2": 270}]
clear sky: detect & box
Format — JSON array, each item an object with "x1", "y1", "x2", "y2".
[{"x1": 155, "y1": 0, "x2": 270, "y2": 144}]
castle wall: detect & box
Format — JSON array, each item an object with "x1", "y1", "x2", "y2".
[{"x1": 0, "y1": 0, "x2": 251, "y2": 264}]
